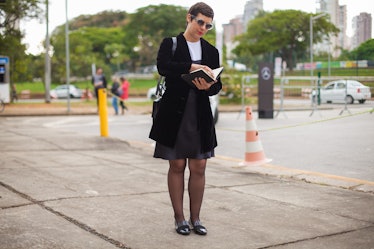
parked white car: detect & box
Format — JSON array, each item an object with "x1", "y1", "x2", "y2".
[
  {"x1": 312, "y1": 80, "x2": 371, "y2": 104},
  {"x1": 147, "y1": 86, "x2": 220, "y2": 124},
  {"x1": 50, "y1": 84, "x2": 82, "y2": 99}
]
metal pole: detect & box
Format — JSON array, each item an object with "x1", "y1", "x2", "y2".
[
  {"x1": 339, "y1": 79, "x2": 351, "y2": 115},
  {"x1": 65, "y1": 0, "x2": 70, "y2": 112},
  {"x1": 310, "y1": 16, "x2": 314, "y2": 107},
  {"x1": 328, "y1": 42, "x2": 331, "y2": 77},
  {"x1": 310, "y1": 16, "x2": 313, "y2": 78},
  {"x1": 309, "y1": 13, "x2": 327, "y2": 111},
  {"x1": 44, "y1": 0, "x2": 51, "y2": 103},
  {"x1": 310, "y1": 13, "x2": 327, "y2": 79}
]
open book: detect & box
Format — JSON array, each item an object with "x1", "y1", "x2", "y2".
[{"x1": 182, "y1": 67, "x2": 223, "y2": 85}]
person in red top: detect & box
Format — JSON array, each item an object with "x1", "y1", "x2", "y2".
[{"x1": 119, "y1": 76, "x2": 130, "y2": 114}]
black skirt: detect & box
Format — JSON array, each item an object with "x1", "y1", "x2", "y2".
[{"x1": 154, "y1": 89, "x2": 214, "y2": 160}]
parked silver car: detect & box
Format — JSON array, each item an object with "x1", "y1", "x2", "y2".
[
  {"x1": 312, "y1": 80, "x2": 371, "y2": 104},
  {"x1": 147, "y1": 86, "x2": 219, "y2": 124},
  {"x1": 50, "y1": 84, "x2": 82, "y2": 99}
]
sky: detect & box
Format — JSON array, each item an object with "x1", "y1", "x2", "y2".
[{"x1": 21, "y1": 0, "x2": 374, "y2": 55}]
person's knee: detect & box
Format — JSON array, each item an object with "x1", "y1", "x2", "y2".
[
  {"x1": 169, "y1": 160, "x2": 186, "y2": 173},
  {"x1": 189, "y1": 160, "x2": 206, "y2": 176}
]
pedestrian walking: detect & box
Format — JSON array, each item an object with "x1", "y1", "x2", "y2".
[
  {"x1": 110, "y1": 77, "x2": 122, "y2": 115},
  {"x1": 119, "y1": 76, "x2": 130, "y2": 114}
]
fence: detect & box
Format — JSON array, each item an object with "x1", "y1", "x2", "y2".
[{"x1": 241, "y1": 75, "x2": 374, "y2": 98}]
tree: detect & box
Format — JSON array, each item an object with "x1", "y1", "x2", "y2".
[
  {"x1": 122, "y1": 4, "x2": 187, "y2": 70},
  {"x1": 350, "y1": 39, "x2": 374, "y2": 61},
  {"x1": 123, "y1": 4, "x2": 217, "y2": 70},
  {"x1": 0, "y1": 0, "x2": 43, "y2": 83},
  {"x1": 0, "y1": 0, "x2": 41, "y2": 35},
  {"x1": 233, "y1": 10, "x2": 339, "y2": 71},
  {"x1": 48, "y1": 12, "x2": 127, "y2": 82},
  {"x1": 40, "y1": 5, "x2": 218, "y2": 82}
]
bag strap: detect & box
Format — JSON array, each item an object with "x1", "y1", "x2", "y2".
[
  {"x1": 171, "y1": 37, "x2": 177, "y2": 56},
  {"x1": 155, "y1": 37, "x2": 177, "y2": 97}
]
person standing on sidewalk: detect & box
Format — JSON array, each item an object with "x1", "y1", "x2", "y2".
[
  {"x1": 110, "y1": 77, "x2": 122, "y2": 115},
  {"x1": 149, "y1": 2, "x2": 222, "y2": 236},
  {"x1": 91, "y1": 67, "x2": 107, "y2": 108},
  {"x1": 119, "y1": 76, "x2": 130, "y2": 115}
]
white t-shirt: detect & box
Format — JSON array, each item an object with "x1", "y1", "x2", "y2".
[{"x1": 187, "y1": 40, "x2": 202, "y2": 62}]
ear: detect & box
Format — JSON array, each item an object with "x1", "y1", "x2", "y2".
[{"x1": 186, "y1": 14, "x2": 192, "y2": 23}]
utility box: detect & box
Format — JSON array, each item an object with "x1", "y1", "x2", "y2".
[
  {"x1": 0, "y1": 56, "x2": 10, "y2": 103},
  {"x1": 258, "y1": 62, "x2": 274, "y2": 119}
]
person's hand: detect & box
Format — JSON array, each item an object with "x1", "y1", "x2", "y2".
[
  {"x1": 190, "y1": 64, "x2": 213, "y2": 76},
  {"x1": 192, "y1": 77, "x2": 216, "y2": 90},
  {"x1": 189, "y1": 64, "x2": 216, "y2": 89}
]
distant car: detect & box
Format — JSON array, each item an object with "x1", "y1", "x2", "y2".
[
  {"x1": 312, "y1": 80, "x2": 371, "y2": 104},
  {"x1": 147, "y1": 86, "x2": 219, "y2": 124},
  {"x1": 50, "y1": 84, "x2": 82, "y2": 99}
]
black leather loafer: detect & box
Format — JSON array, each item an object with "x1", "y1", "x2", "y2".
[{"x1": 190, "y1": 220, "x2": 207, "y2": 235}]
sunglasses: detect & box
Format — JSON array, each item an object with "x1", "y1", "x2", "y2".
[{"x1": 191, "y1": 15, "x2": 214, "y2": 30}]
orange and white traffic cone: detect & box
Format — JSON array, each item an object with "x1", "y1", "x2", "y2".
[{"x1": 240, "y1": 106, "x2": 272, "y2": 166}]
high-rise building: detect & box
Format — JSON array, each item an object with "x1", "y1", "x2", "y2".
[
  {"x1": 222, "y1": 16, "x2": 244, "y2": 59},
  {"x1": 352, "y1": 13, "x2": 372, "y2": 49},
  {"x1": 317, "y1": 0, "x2": 347, "y2": 57},
  {"x1": 222, "y1": 0, "x2": 263, "y2": 59},
  {"x1": 243, "y1": 0, "x2": 263, "y2": 31}
]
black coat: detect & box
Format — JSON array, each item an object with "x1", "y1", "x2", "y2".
[{"x1": 149, "y1": 33, "x2": 222, "y2": 153}]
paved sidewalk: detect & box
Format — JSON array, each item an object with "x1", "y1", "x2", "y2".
[{"x1": 0, "y1": 114, "x2": 373, "y2": 249}]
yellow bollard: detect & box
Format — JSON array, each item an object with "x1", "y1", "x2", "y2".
[{"x1": 98, "y1": 88, "x2": 109, "y2": 137}]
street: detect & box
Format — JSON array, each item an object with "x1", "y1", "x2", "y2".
[{"x1": 21, "y1": 104, "x2": 374, "y2": 182}]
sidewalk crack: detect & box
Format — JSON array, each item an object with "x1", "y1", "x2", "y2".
[{"x1": 0, "y1": 181, "x2": 131, "y2": 249}]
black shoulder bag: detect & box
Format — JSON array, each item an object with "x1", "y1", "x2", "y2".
[{"x1": 152, "y1": 37, "x2": 177, "y2": 119}]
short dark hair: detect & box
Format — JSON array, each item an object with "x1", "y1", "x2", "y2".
[{"x1": 188, "y1": 2, "x2": 214, "y2": 19}]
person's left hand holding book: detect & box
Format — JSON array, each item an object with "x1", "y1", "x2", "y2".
[{"x1": 189, "y1": 64, "x2": 216, "y2": 90}]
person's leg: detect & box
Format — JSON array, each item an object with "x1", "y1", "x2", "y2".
[
  {"x1": 112, "y1": 97, "x2": 118, "y2": 115},
  {"x1": 168, "y1": 159, "x2": 187, "y2": 222},
  {"x1": 123, "y1": 101, "x2": 128, "y2": 110},
  {"x1": 188, "y1": 159, "x2": 207, "y2": 223},
  {"x1": 119, "y1": 100, "x2": 125, "y2": 114},
  {"x1": 95, "y1": 88, "x2": 99, "y2": 107}
]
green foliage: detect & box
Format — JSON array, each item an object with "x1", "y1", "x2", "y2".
[
  {"x1": 234, "y1": 10, "x2": 339, "y2": 71},
  {"x1": 49, "y1": 24, "x2": 126, "y2": 82},
  {"x1": 69, "y1": 10, "x2": 128, "y2": 30},
  {"x1": 0, "y1": 0, "x2": 43, "y2": 83},
  {"x1": 123, "y1": 4, "x2": 188, "y2": 70},
  {"x1": 349, "y1": 39, "x2": 374, "y2": 60},
  {"x1": 0, "y1": 0, "x2": 42, "y2": 34}
]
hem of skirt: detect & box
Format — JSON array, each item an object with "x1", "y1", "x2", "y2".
[{"x1": 153, "y1": 155, "x2": 215, "y2": 160}]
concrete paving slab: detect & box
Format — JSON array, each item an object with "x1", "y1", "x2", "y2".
[
  {"x1": 0, "y1": 205, "x2": 119, "y2": 249},
  {"x1": 272, "y1": 226, "x2": 374, "y2": 249},
  {"x1": 1, "y1": 116, "x2": 373, "y2": 249},
  {"x1": 0, "y1": 185, "x2": 31, "y2": 208},
  {"x1": 230, "y1": 180, "x2": 374, "y2": 222}
]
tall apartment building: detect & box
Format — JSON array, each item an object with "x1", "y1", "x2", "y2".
[
  {"x1": 222, "y1": 16, "x2": 244, "y2": 59},
  {"x1": 351, "y1": 13, "x2": 372, "y2": 49},
  {"x1": 317, "y1": 0, "x2": 347, "y2": 57},
  {"x1": 243, "y1": 0, "x2": 263, "y2": 31},
  {"x1": 222, "y1": 0, "x2": 263, "y2": 59}
]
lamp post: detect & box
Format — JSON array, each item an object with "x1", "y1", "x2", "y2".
[
  {"x1": 309, "y1": 12, "x2": 327, "y2": 112},
  {"x1": 65, "y1": 0, "x2": 70, "y2": 112},
  {"x1": 310, "y1": 13, "x2": 327, "y2": 78},
  {"x1": 45, "y1": 0, "x2": 51, "y2": 103}
]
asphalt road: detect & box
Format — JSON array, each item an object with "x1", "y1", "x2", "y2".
[{"x1": 25, "y1": 104, "x2": 374, "y2": 182}]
